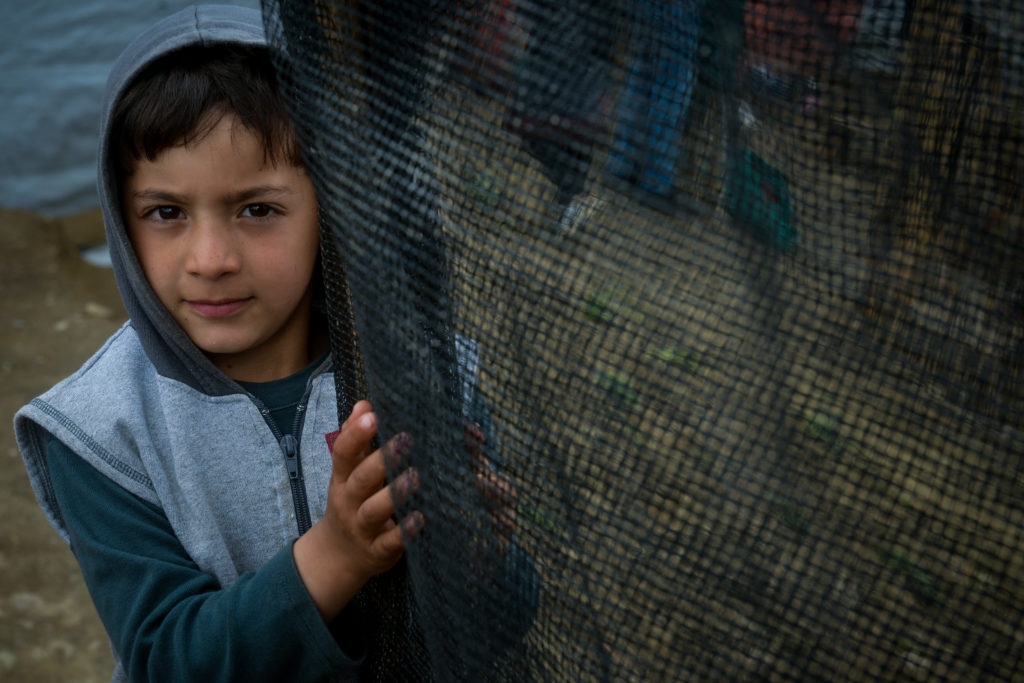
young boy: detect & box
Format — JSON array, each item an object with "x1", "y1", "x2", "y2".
[{"x1": 14, "y1": 6, "x2": 533, "y2": 681}]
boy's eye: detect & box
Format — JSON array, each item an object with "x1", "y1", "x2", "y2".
[
  {"x1": 155, "y1": 206, "x2": 182, "y2": 220},
  {"x1": 241, "y1": 203, "x2": 275, "y2": 218}
]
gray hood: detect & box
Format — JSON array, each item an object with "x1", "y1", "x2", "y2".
[{"x1": 97, "y1": 5, "x2": 268, "y2": 396}]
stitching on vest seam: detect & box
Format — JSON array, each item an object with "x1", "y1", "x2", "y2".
[{"x1": 29, "y1": 398, "x2": 155, "y2": 491}]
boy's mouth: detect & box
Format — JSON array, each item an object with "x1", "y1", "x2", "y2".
[{"x1": 187, "y1": 298, "x2": 252, "y2": 317}]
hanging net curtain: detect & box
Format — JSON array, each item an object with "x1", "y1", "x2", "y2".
[{"x1": 262, "y1": 0, "x2": 1024, "y2": 679}]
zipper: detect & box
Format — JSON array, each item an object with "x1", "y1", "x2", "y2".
[
  {"x1": 280, "y1": 432, "x2": 313, "y2": 534},
  {"x1": 252, "y1": 377, "x2": 320, "y2": 536},
  {"x1": 245, "y1": 355, "x2": 333, "y2": 536}
]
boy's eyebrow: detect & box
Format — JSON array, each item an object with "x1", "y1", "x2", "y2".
[
  {"x1": 129, "y1": 186, "x2": 296, "y2": 204},
  {"x1": 129, "y1": 189, "x2": 188, "y2": 204},
  {"x1": 224, "y1": 185, "x2": 296, "y2": 204}
]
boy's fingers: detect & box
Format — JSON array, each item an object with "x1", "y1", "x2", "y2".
[
  {"x1": 356, "y1": 468, "x2": 419, "y2": 527},
  {"x1": 372, "y1": 511, "x2": 424, "y2": 560},
  {"x1": 345, "y1": 442, "x2": 415, "y2": 499},
  {"x1": 357, "y1": 487, "x2": 396, "y2": 529},
  {"x1": 381, "y1": 433, "x2": 413, "y2": 472},
  {"x1": 390, "y1": 468, "x2": 419, "y2": 507},
  {"x1": 373, "y1": 524, "x2": 403, "y2": 559},
  {"x1": 331, "y1": 402, "x2": 377, "y2": 481},
  {"x1": 400, "y1": 511, "x2": 425, "y2": 539},
  {"x1": 342, "y1": 400, "x2": 373, "y2": 430},
  {"x1": 345, "y1": 452, "x2": 388, "y2": 502}
]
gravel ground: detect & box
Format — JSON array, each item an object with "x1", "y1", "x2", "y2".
[{"x1": 1, "y1": 207, "x2": 123, "y2": 682}]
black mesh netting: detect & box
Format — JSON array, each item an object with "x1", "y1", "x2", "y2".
[{"x1": 263, "y1": 0, "x2": 1024, "y2": 679}]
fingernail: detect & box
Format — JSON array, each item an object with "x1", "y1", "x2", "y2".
[
  {"x1": 358, "y1": 413, "x2": 375, "y2": 430},
  {"x1": 395, "y1": 469, "x2": 418, "y2": 498},
  {"x1": 393, "y1": 433, "x2": 413, "y2": 458},
  {"x1": 403, "y1": 511, "x2": 425, "y2": 536}
]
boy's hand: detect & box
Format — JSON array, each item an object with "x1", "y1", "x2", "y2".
[
  {"x1": 294, "y1": 401, "x2": 423, "y2": 622},
  {"x1": 465, "y1": 422, "x2": 517, "y2": 552}
]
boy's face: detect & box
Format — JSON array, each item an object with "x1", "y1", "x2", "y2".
[{"x1": 124, "y1": 114, "x2": 320, "y2": 382}]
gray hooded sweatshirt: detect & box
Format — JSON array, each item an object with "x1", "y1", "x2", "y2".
[{"x1": 13, "y1": 6, "x2": 361, "y2": 681}]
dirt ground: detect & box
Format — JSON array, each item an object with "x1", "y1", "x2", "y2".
[{"x1": 1, "y1": 207, "x2": 123, "y2": 681}]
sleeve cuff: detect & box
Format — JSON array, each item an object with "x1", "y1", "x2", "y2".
[{"x1": 274, "y1": 542, "x2": 368, "y2": 668}]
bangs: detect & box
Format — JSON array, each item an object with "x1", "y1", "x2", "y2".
[{"x1": 113, "y1": 44, "x2": 302, "y2": 179}]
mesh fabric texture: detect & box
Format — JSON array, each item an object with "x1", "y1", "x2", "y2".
[{"x1": 264, "y1": 1, "x2": 1024, "y2": 679}]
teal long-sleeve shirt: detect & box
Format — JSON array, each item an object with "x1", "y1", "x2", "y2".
[
  {"x1": 46, "y1": 357, "x2": 539, "y2": 682},
  {"x1": 46, "y1": 358, "x2": 365, "y2": 682}
]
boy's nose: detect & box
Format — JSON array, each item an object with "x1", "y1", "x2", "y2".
[{"x1": 184, "y1": 219, "x2": 242, "y2": 278}]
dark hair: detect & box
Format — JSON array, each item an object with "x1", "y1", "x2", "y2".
[{"x1": 111, "y1": 44, "x2": 302, "y2": 181}]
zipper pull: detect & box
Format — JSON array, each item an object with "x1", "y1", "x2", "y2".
[{"x1": 281, "y1": 434, "x2": 300, "y2": 480}]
